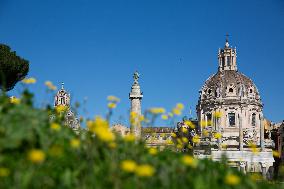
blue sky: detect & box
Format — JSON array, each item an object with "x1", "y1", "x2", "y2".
[{"x1": 1, "y1": 0, "x2": 283, "y2": 125}]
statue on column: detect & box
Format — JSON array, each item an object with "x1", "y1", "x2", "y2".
[{"x1": 133, "y1": 71, "x2": 140, "y2": 84}]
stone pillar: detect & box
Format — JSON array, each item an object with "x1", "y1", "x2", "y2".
[
  {"x1": 261, "y1": 162, "x2": 267, "y2": 178},
  {"x1": 239, "y1": 161, "x2": 246, "y2": 174},
  {"x1": 260, "y1": 115, "x2": 265, "y2": 151},
  {"x1": 239, "y1": 113, "x2": 243, "y2": 151},
  {"x1": 129, "y1": 71, "x2": 143, "y2": 138}
]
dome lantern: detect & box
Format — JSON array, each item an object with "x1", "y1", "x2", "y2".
[{"x1": 218, "y1": 36, "x2": 237, "y2": 71}]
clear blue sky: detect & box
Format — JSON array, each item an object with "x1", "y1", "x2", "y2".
[{"x1": 1, "y1": 0, "x2": 283, "y2": 125}]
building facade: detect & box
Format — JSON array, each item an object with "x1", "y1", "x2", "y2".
[{"x1": 195, "y1": 38, "x2": 274, "y2": 177}]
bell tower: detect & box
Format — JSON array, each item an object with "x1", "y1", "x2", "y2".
[
  {"x1": 218, "y1": 35, "x2": 237, "y2": 71},
  {"x1": 54, "y1": 82, "x2": 70, "y2": 107}
]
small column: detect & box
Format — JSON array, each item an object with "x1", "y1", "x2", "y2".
[
  {"x1": 239, "y1": 113, "x2": 243, "y2": 151},
  {"x1": 239, "y1": 161, "x2": 246, "y2": 174},
  {"x1": 260, "y1": 115, "x2": 265, "y2": 151},
  {"x1": 129, "y1": 71, "x2": 143, "y2": 138},
  {"x1": 261, "y1": 162, "x2": 267, "y2": 178}
]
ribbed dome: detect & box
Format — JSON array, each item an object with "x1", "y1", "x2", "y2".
[{"x1": 200, "y1": 70, "x2": 261, "y2": 103}]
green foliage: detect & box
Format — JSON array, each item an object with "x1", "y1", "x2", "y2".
[
  {"x1": 0, "y1": 44, "x2": 29, "y2": 91},
  {"x1": 0, "y1": 93, "x2": 282, "y2": 189}
]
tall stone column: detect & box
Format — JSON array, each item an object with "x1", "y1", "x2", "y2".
[
  {"x1": 239, "y1": 112, "x2": 243, "y2": 151},
  {"x1": 260, "y1": 114, "x2": 265, "y2": 151},
  {"x1": 129, "y1": 71, "x2": 143, "y2": 138}
]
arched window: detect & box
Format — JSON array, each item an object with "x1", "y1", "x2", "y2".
[{"x1": 252, "y1": 113, "x2": 256, "y2": 126}]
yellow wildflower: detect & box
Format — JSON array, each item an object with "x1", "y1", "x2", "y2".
[
  {"x1": 135, "y1": 164, "x2": 155, "y2": 177},
  {"x1": 213, "y1": 111, "x2": 222, "y2": 118},
  {"x1": 184, "y1": 120, "x2": 195, "y2": 129},
  {"x1": 108, "y1": 102, "x2": 117, "y2": 109},
  {"x1": 22, "y1": 77, "x2": 36, "y2": 84},
  {"x1": 168, "y1": 112, "x2": 174, "y2": 117},
  {"x1": 107, "y1": 95, "x2": 120, "y2": 102},
  {"x1": 55, "y1": 105, "x2": 67, "y2": 113},
  {"x1": 130, "y1": 111, "x2": 138, "y2": 118},
  {"x1": 167, "y1": 139, "x2": 174, "y2": 145},
  {"x1": 28, "y1": 149, "x2": 45, "y2": 164},
  {"x1": 176, "y1": 103, "x2": 184, "y2": 110},
  {"x1": 0, "y1": 167, "x2": 10, "y2": 177},
  {"x1": 123, "y1": 134, "x2": 136, "y2": 142},
  {"x1": 120, "y1": 160, "x2": 137, "y2": 173},
  {"x1": 192, "y1": 135, "x2": 200, "y2": 144},
  {"x1": 273, "y1": 150, "x2": 280, "y2": 158},
  {"x1": 181, "y1": 127, "x2": 188, "y2": 133},
  {"x1": 87, "y1": 117, "x2": 115, "y2": 142},
  {"x1": 202, "y1": 130, "x2": 209, "y2": 137},
  {"x1": 181, "y1": 155, "x2": 198, "y2": 168},
  {"x1": 149, "y1": 108, "x2": 166, "y2": 114},
  {"x1": 248, "y1": 142, "x2": 259, "y2": 154},
  {"x1": 182, "y1": 137, "x2": 189, "y2": 143},
  {"x1": 171, "y1": 133, "x2": 177, "y2": 138},
  {"x1": 225, "y1": 173, "x2": 240, "y2": 185},
  {"x1": 70, "y1": 138, "x2": 80, "y2": 149},
  {"x1": 176, "y1": 144, "x2": 183, "y2": 149},
  {"x1": 50, "y1": 123, "x2": 61, "y2": 131},
  {"x1": 214, "y1": 132, "x2": 222, "y2": 139},
  {"x1": 148, "y1": 148, "x2": 158, "y2": 155},
  {"x1": 45, "y1": 81, "x2": 57, "y2": 90},
  {"x1": 10, "y1": 96, "x2": 21, "y2": 104},
  {"x1": 172, "y1": 108, "x2": 181, "y2": 116},
  {"x1": 139, "y1": 115, "x2": 145, "y2": 122},
  {"x1": 221, "y1": 144, "x2": 228, "y2": 149},
  {"x1": 161, "y1": 114, "x2": 169, "y2": 120}
]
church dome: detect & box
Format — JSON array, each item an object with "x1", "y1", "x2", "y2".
[{"x1": 200, "y1": 70, "x2": 261, "y2": 103}]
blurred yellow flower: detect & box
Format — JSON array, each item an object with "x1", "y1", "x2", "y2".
[
  {"x1": 50, "y1": 123, "x2": 61, "y2": 131},
  {"x1": 248, "y1": 142, "x2": 259, "y2": 154},
  {"x1": 273, "y1": 150, "x2": 280, "y2": 158},
  {"x1": 172, "y1": 108, "x2": 181, "y2": 116},
  {"x1": 0, "y1": 167, "x2": 10, "y2": 177},
  {"x1": 28, "y1": 149, "x2": 45, "y2": 164},
  {"x1": 135, "y1": 164, "x2": 155, "y2": 177},
  {"x1": 176, "y1": 103, "x2": 184, "y2": 110},
  {"x1": 10, "y1": 96, "x2": 21, "y2": 104},
  {"x1": 120, "y1": 160, "x2": 137, "y2": 173},
  {"x1": 184, "y1": 120, "x2": 195, "y2": 129},
  {"x1": 166, "y1": 139, "x2": 174, "y2": 145},
  {"x1": 87, "y1": 117, "x2": 115, "y2": 142},
  {"x1": 214, "y1": 132, "x2": 222, "y2": 139},
  {"x1": 148, "y1": 148, "x2": 158, "y2": 155},
  {"x1": 171, "y1": 133, "x2": 177, "y2": 138},
  {"x1": 168, "y1": 112, "x2": 174, "y2": 117},
  {"x1": 225, "y1": 173, "x2": 240, "y2": 185},
  {"x1": 176, "y1": 144, "x2": 183, "y2": 149},
  {"x1": 213, "y1": 111, "x2": 222, "y2": 118},
  {"x1": 149, "y1": 108, "x2": 166, "y2": 114},
  {"x1": 181, "y1": 127, "x2": 188, "y2": 133},
  {"x1": 70, "y1": 138, "x2": 80, "y2": 149},
  {"x1": 123, "y1": 134, "x2": 136, "y2": 142},
  {"x1": 181, "y1": 155, "x2": 198, "y2": 168},
  {"x1": 45, "y1": 81, "x2": 57, "y2": 90},
  {"x1": 108, "y1": 102, "x2": 117, "y2": 109},
  {"x1": 202, "y1": 130, "x2": 209, "y2": 137},
  {"x1": 22, "y1": 77, "x2": 36, "y2": 84},
  {"x1": 55, "y1": 105, "x2": 67, "y2": 113},
  {"x1": 161, "y1": 114, "x2": 169, "y2": 120},
  {"x1": 139, "y1": 115, "x2": 145, "y2": 122},
  {"x1": 192, "y1": 135, "x2": 200, "y2": 144},
  {"x1": 182, "y1": 137, "x2": 189, "y2": 143},
  {"x1": 107, "y1": 95, "x2": 120, "y2": 102}
]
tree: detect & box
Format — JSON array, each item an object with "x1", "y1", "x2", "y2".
[{"x1": 0, "y1": 44, "x2": 29, "y2": 91}]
